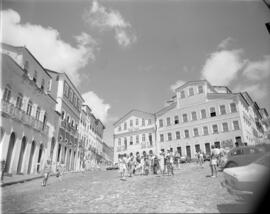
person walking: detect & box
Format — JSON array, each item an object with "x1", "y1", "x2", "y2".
[
  {"x1": 118, "y1": 155, "x2": 126, "y2": 180},
  {"x1": 210, "y1": 145, "x2": 220, "y2": 177},
  {"x1": 159, "y1": 151, "x2": 165, "y2": 175},
  {"x1": 199, "y1": 150, "x2": 204, "y2": 168},
  {"x1": 42, "y1": 160, "x2": 51, "y2": 187},
  {"x1": 153, "y1": 155, "x2": 159, "y2": 175}
]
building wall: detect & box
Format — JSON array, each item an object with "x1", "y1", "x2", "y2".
[{"x1": 1, "y1": 52, "x2": 58, "y2": 175}]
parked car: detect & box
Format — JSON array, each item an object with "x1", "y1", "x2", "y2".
[
  {"x1": 221, "y1": 152, "x2": 270, "y2": 198},
  {"x1": 106, "y1": 164, "x2": 119, "y2": 170},
  {"x1": 220, "y1": 145, "x2": 267, "y2": 169}
]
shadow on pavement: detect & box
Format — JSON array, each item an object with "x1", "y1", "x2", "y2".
[{"x1": 217, "y1": 203, "x2": 251, "y2": 213}]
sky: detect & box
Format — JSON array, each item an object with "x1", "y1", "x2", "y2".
[{"x1": 2, "y1": 0, "x2": 270, "y2": 147}]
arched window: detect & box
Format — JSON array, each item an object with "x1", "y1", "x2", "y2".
[
  {"x1": 41, "y1": 79, "x2": 45, "y2": 90},
  {"x1": 26, "y1": 100, "x2": 32, "y2": 116},
  {"x1": 3, "y1": 84, "x2": 11, "y2": 102}
]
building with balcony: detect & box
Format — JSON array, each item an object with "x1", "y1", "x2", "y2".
[
  {"x1": 113, "y1": 110, "x2": 157, "y2": 163},
  {"x1": 47, "y1": 69, "x2": 84, "y2": 172},
  {"x1": 78, "y1": 104, "x2": 105, "y2": 170},
  {"x1": 101, "y1": 142, "x2": 113, "y2": 165},
  {"x1": 0, "y1": 43, "x2": 59, "y2": 175}
]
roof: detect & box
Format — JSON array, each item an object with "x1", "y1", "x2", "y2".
[
  {"x1": 174, "y1": 79, "x2": 218, "y2": 93},
  {"x1": 46, "y1": 69, "x2": 84, "y2": 102},
  {"x1": 155, "y1": 102, "x2": 177, "y2": 117},
  {"x1": 1, "y1": 43, "x2": 52, "y2": 78},
  {"x1": 113, "y1": 109, "x2": 155, "y2": 126}
]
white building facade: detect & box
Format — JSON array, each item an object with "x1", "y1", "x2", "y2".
[
  {"x1": 0, "y1": 43, "x2": 59, "y2": 175},
  {"x1": 113, "y1": 80, "x2": 268, "y2": 162},
  {"x1": 113, "y1": 110, "x2": 157, "y2": 163}
]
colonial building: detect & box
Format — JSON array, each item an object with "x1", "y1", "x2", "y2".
[
  {"x1": 101, "y1": 142, "x2": 113, "y2": 165},
  {"x1": 113, "y1": 110, "x2": 157, "y2": 163},
  {"x1": 79, "y1": 104, "x2": 105, "y2": 170},
  {"x1": 113, "y1": 80, "x2": 268, "y2": 162},
  {"x1": 0, "y1": 43, "x2": 59, "y2": 175},
  {"x1": 47, "y1": 69, "x2": 84, "y2": 172}
]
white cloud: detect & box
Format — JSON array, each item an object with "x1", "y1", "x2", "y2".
[
  {"x1": 82, "y1": 91, "x2": 111, "y2": 123},
  {"x1": 217, "y1": 37, "x2": 234, "y2": 49},
  {"x1": 242, "y1": 55, "x2": 270, "y2": 80},
  {"x1": 1, "y1": 9, "x2": 97, "y2": 85},
  {"x1": 83, "y1": 0, "x2": 136, "y2": 47},
  {"x1": 201, "y1": 49, "x2": 244, "y2": 85},
  {"x1": 170, "y1": 80, "x2": 186, "y2": 92}
]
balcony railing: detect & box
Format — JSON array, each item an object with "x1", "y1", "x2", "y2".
[
  {"x1": 61, "y1": 119, "x2": 78, "y2": 137},
  {"x1": 1, "y1": 100, "x2": 49, "y2": 135}
]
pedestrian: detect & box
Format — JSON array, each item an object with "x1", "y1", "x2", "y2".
[
  {"x1": 198, "y1": 150, "x2": 204, "y2": 168},
  {"x1": 56, "y1": 162, "x2": 63, "y2": 181},
  {"x1": 153, "y1": 155, "x2": 159, "y2": 175},
  {"x1": 140, "y1": 155, "x2": 145, "y2": 175},
  {"x1": 42, "y1": 160, "x2": 51, "y2": 187},
  {"x1": 159, "y1": 151, "x2": 165, "y2": 175},
  {"x1": 144, "y1": 156, "x2": 150, "y2": 176},
  {"x1": 1, "y1": 159, "x2": 6, "y2": 183},
  {"x1": 118, "y1": 155, "x2": 126, "y2": 180},
  {"x1": 210, "y1": 145, "x2": 220, "y2": 178}
]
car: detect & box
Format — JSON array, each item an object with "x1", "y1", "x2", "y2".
[
  {"x1": 221, "y1": 152, "x2": 270, "y2": 199},
  {"x1": 220, "y1": 145, "x2": 267, "y2": 169}
]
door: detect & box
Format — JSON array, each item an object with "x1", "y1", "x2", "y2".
[
  {"x1": 177, "y1": 147, "x2": 182, "y2": 156},
  {"x1": 17, "y1": 137, "x2": 26, "y2": 174},
  {"x1": 27, "y1": 141, "x2": 36, "y2": 174},
  {"x1": 186, "y1": 146, "x2": 191, "y2": 158},
  {"x1": 5, "y1": 133, "x2": 16, "y2": 173},
  {"x1": 205, "y1": 143, "x2": 210, "y2": 155}
]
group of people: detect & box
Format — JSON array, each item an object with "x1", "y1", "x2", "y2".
[
  {"x1": 41, "y1": 160, "x2": 65, "y2": 186},
  {"x1": 118, "y1": 150, "x2": 177, "y2": 180}
]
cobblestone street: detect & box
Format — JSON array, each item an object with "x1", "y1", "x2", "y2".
[{"x1": 2, "y1": 163, "x2": 251, "y2": 213}]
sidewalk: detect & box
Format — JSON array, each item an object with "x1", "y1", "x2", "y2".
[{"x1": 1, "y1": 173, "x2": 44, "y2": 187}]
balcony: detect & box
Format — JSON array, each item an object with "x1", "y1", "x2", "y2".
[
  {"x1": 60, "y1": 119, "x2": 79, "y2": 138},
  {"x1": 1, "y1": 100, "x2": 49, "y2": 136}
]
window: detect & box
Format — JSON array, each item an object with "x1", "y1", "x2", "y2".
[
  {"x1": 33, "y1": 70, "x2": 37, "y2": 82},
  {"x1": 16, "y1": 93, "x2": 23, "y2": 109},
  {"x1": 168, "y1": 133, "x2": 172, "y2": 141},
  {"x1": 222, "y1": 122, "x2": 229, "y2": 132},
  {"x1": 69, "y1": 89, "x2": 73, "y2": 102},
  {"x1": 176, "y1": 131, "x2": 180, "y2": 139},
  {"x1": 118, "y1": 126, "x2": 121, "y2": 131},
  {"x1": 210, "y1": 107, "x2": 216, "y2": 117},
  {"x1": 130, "y1": 136, "x2": 133, "y2": 145},
  {"x1": 26, "y1": 100, "x2": 32, "y2": 116},
  {"x1": 124, "y1": 122, "x2": 127, "y2": 130},
  {"x1": 183, "y1": 114, "x2": 188, "y2": 123},
  {"x1": 198, "y1": 85, "x2": 204, "y2": 94},
  {"x1": 3, "y1": 85, "x2": 11, "y2": 102},
  {"x1": 160, "y1": 134, "x2": 164, "y2": 142},
  {"x1": 148, "y1": 119, "x2": 152, "y2": 125},
  {"x1": 219, "y1": 105, "x2": 226, "y2": 115},
  {"x1": 64, "y1": 82, "x2": 69, "y2": 97},
  {"x1": 142, "y1": 134, "x2": 145, "y2": 141},
  {"x1": 130, "y1": 120, "x2": 133, "y2": 127},
  {"x1": 233, "y1": 121, "x2": 240, "y2": 130},
  {"x1": 36, "y1": 106, "x2": 40, "y2": 120},
  {"x1": 180, "y1": 91, "x2": 185, "y2": 98},
  {"x1": 193, "y1": 128, "x2": 199, "y2": 137},
  {"x1": 191, "y1": 111, "x2": 197, "y2": 121},
  {"x1": 189, "y1": 88, "x2": 194, "y2": 96},
  {"x1": 159, "y1": 119, "x2": 163, "y2": 128},
  {"x1": 230, "y1": 103, "x2": 237, "y2": 113},
  {"x1": 124, "y1": 137, "x2": 127, "y2": 146},
  {"x1": 142, "y1": 119, "x2": 145, "y2": 126},
  {"x1": 166, "y1": 117, "x2": 171, "y2": 126},
  {"x1": 174, "y1": 116, "x2": 179, "y2": 124},
  {"x1": 149, "y1": 133, "x2": 153, "y2": 145},
  {"x1": 118, "y1": 138, "x2": 121, "y2": 146},
  {"x1": 24, "y1": 61, "x2": 29, "y2": 73},
  {"x1": 212, "y1": 124, "x2": 218, "y2": 134},
  {"x1": 41, "y1": 79, "x2": 45, "y2": 90},
  {"x1": 61, "y1": 111, "x2": 65, "y2": 120},
  {"x1": 184, "y1": 130, "x2": 190, "y2": 138},
  {"x1": 203, "y1": 126, "x2": 209, "y2": 135},
  {"x1": 136, "y1": 135, "x2": 139, "y2": 144},
  {"x1": 136, "y1": 118, "x2": 139, "y2": 125},
  {"x1": 73, "y1": 94, "x2": 77, "y2": 106},
  {"x1": 201, "y1": 109, "x2": 206, "y2": 119}
]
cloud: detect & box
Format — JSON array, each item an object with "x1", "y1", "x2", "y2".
[
  {"x1": 201, "y1": 49, "x2": 244, "y2": 85},
  {"x1": 82, "y1": 91, "x2": 111, "y2": 123},
  {"x1": 217, "y1": 37, "x2": 235, "y2": 50},
  {"x1": 83, "y1": 0, "x2": 136, "y2": 47},
  {"x1": 242, "y1": 55, "x2": 270, "y2": 81},
  {"x1": 170, "y1": 80, "x2": 186, "y2": 92},
  {"x1": 1, "y1": 9, "x2": 97, "y2": 85}
]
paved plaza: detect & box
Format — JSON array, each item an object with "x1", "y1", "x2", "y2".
[{"x1": 2, "y1": 162, "x2": 252, "y2": 213}]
